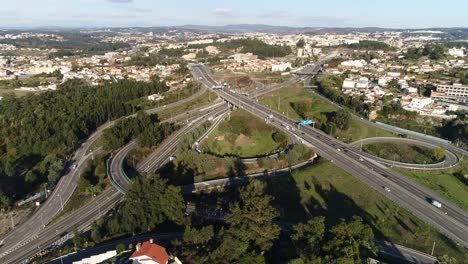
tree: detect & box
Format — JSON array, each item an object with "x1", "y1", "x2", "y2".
[
  {"x1": 433, "y1": 147, "x2": 446, "y2": 161},
  {"x1": 118, "y1": 174, "x2": 185, "y2": 233},
  {"x1": 72, "y1": 229, "x2": 84, "y2": 250},
  {"x1": 332, "y1": 109, "x2": 351, "y2": 130},
  {"x1": 25, "y1": 170, "x2": 38, "y2": 183},
  {"x1": 183, "y1": 225, "x2": 214, "y2": 245},
  {"x1": 296, "y1": 39, "x2": 305, "y2": 48},
  {"x1": 116, "y1": 243, "x2": 126, "y2": 254},
  {"x1": 0, "y1": 191, "x2": 10, "y2": 209},
  {"x1": 213, "y1": 180, "x2": 281, "y2": 261},
  {"x1": 91, "y1": 222, "x2": 102, "y2": 243},
  {"x1": 322, "y1": 216, "x2": 376, "y2": 263},
  {"x1": 292, "y1": 217, "x2": 326, "y2": 262}
]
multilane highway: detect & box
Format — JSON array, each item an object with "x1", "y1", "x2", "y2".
[
  {"x1": 0, "y1": 103, "x2": 228, "y2": 264},
  {"x1": 192, "y1": 64, "x2": 468, "y2": 248}
]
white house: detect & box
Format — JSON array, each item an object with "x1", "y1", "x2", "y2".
[{"x1": 406, "y1": 97, "x2": 432, "y2": 110}]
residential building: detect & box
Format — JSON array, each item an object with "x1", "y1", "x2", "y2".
[
  {"x1": 405, "y1": 97, "x2": 432, "y2": 110},
  {"x1": 448, "y1": 48, "x2": 465, "y2": 57},
  {"x1": 129, "y1": 239, "x2": 170, "y2": 264},
  {"x1": 431, "y1": 83, "x2": 468, "y2": 103},
  {"x1": 271, "y1": 62, "x2": 292, "y2": 72}
]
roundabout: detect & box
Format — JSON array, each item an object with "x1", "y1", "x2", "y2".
[{"x1": 349, "y1": 137, "x2": 459, "y2": 170}]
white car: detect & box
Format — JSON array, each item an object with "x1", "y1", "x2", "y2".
[{"x1": 383, "y1": 186, "x2": 391, "y2": 192}]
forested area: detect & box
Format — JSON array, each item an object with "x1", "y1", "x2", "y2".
[
  {"x1": 101, "y1": 112, "x2": 175, "y2": 151},
  {"x1": 405, "y1": 44, "x2": 446, "y2": 60},
  {"x1": 342, "y1": 40, "x2": 392, "y2": 51},
  {"x1": 86, "y1": 175, "x2": 376, "y2": 264},
  {"x1": 217, "y1": 38, "x2": 291, "y2": 58},
  {"x1": 0, "y1": 77, "x2": 168, "y2": 202},
  {"x1": 87, "y1": 177, "x2": 376, "y2": 263},
  {"x1": 48, "y1": 42, "x2": 130, "y2": 58}
]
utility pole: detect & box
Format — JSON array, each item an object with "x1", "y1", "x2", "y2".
[{"x1": 58, "y1": 194, "x2": 64, "y2": 211}]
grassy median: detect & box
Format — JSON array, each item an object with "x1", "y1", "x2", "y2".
[
  {"x1": 258, "y1": 84, "x2": 393, "y2": 142},
  {"x1": 201, "y1": 109, "x2": 289, "y2": 158}
]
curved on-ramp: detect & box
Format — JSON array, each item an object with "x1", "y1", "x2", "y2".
[{"x1": 349, "y1": 137, "x2": 459, "y2": 170}]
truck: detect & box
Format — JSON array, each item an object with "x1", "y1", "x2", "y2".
[{"x1": 431, "y1": 200, "x2": 442, "y2": 208}]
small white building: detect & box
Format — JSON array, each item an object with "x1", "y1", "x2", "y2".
[
  {"x1": 271, "y1": 62, "x2": 292, "y2": 72},
  {"x1": 406, "y1": 97, "x2": 432, "y2": 110},
  {"x1": 448, "y1": 48, "x2": 465, "y2": 57},
  {"x1": 148, "y1": 94, "x2": 164, "y2": 101}
]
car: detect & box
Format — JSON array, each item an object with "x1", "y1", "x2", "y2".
[
  {"x1": 431, "y1": 200, "x2": 442, "y2": 208},
  {"x1": 383, "y1": 186, "x2": 391, "y2": 192},
  {"x1": 72, "y1": 164, "x2": 77, "y2": 170},
  {"x1": 337, "y1": 148, "x2": 341, "y2": 152}
]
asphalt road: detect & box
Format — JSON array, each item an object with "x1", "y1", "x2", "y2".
[
  {"x1": 0, "y1": 86, "x2": 207, "y2": 262},
  {"x1": 349, "y1": 137, "x2": 459, "y2": 169},
  {"x1": 305, "y1": 88, "x2": 468, "y2": 158},
  {"x1": 193, "y1": 64, "x2": 468, "y2": 248},
  {"x1": 110, "y1": 102, "x2": 229, "y2": 193}
]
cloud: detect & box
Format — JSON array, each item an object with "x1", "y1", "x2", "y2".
[
  {"x1": 258, "y1": 10, "x2": 291, "y2": 19},
  {"x1": 211, "y1": 8, "x2": 234, "y2": 17},
  {"x1": 107, "y1": 0, "x2": 133, "y2": 3}
]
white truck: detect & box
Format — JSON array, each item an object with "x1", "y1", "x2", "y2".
[{"x1": 431, "y1": 200, "x2": 442, "y2": 208}]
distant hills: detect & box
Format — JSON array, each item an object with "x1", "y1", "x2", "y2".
[{"x1": 1, "y1": 24, "x2": 467, "y2": 36}]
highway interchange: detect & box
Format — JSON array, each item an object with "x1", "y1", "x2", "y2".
[
  {"x1": 192, "y1": 64, "x2": 468, "y2": 248},
  {"x1": 1, "y1": 59, "x2": 467, "y2": 263}
]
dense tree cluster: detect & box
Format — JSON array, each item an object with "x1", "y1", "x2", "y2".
[
  {"x1": 343, "y1": 40, "x2": 392, "y2": 51},
  {"x1": 102, "y1": 112, "x2": 174, "y2": 151},
  {"x1": 292, "y1": 216, "x2": 376, "y2": 263},
  {"x1": 173, "y1": 180, "x2": 281, "y2": 263},
  {"x1": 77, "y1": 154, "x2": 108, "y2": 197},
  {"x1": 280, "y1": 144, "x2": 313, "y2": 166},
  {"x1": 0, "y1": 77, "x2": 168, "y2": 200},
  {"x1": 106, "y1": 174, "x2": 185, "y2": 234},
  {"x1": 158, "y1": 48, "x2": 187, "y2": 58},
  {"x1": 0, "y1": 33, "x2": 130, "y2": 57},
  {"x1": 48, "y1": 42, "x2": 130, "y2": 58},
  {"x1": 405, "y1": 44, "x2": 446, "y2": 60},
  {"x1": 218, "y1": 38, "x2": 291, "y2": 58}
]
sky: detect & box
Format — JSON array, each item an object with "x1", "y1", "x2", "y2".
[{"x1": 1, "y1": 0, "x2": 467, "y2": 29}]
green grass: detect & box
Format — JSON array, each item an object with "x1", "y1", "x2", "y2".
[
  {"x1": 156, "y1": 90, "x2": 218, "y2": 120},
  {"x1": 396, "y1": 158, "x2": 468, "y2": 211},
  {"x1": 202, "y1": 109, "x2": 288, "y2": 158},
  {"x1": 258, "y1": 84, "x2": 394, "y2": 142},
  {"x1": 266, "y1": 160, "x2": 467, "y2": 262},
  {"x1": 362, "y1": 142, "x2": 442, "y2": 164}
]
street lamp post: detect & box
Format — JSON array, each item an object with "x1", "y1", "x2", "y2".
[{"x1": 58, "y1": 194, "x2": 64, "y2": 211}]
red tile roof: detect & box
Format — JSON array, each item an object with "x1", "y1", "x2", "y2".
[{"x1": 130, "y1": 241, "x2": 169, "y2": 264}]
